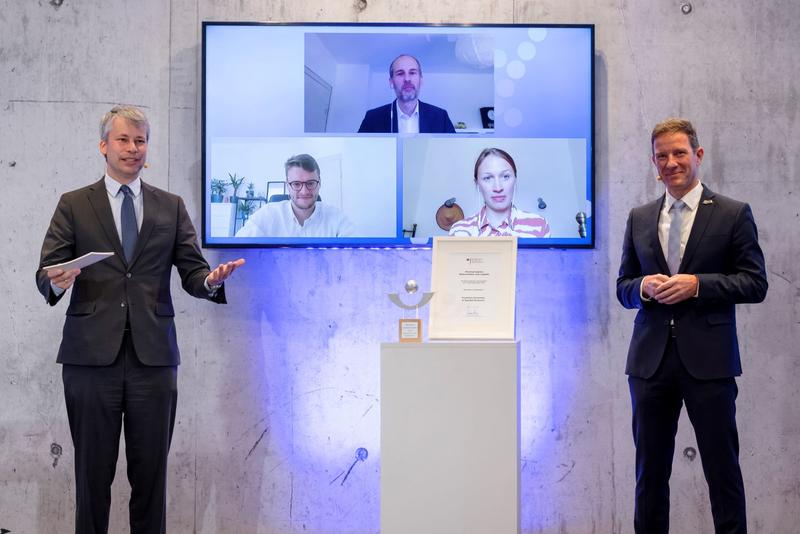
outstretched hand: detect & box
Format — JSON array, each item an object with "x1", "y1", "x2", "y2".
[
  {"x1": 47, "y1": 268, "x2": 82, "y2": 291},
  {"x1": 207, "y1": 258, "x2": 246, "y2": 286}
]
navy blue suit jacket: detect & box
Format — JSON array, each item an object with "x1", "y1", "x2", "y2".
[
  {"x1": 357, "y1": 100, "x2": 456, "y2": 133},
  {"x1": 616, "y1": 185, "x2": 767, "y2": 380}
]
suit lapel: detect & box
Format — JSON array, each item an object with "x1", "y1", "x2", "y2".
[
  {"x1": 128, "y1": 182, "x2": 160, "y2": 267},
  {"x1": 87, "y1": 178, "x2": 126, "y2": 264},
  {"x1": 680, "y1": 185, "x2": 715, "y2": 272},
  {"x1": 647, "y1": 195, "x2": 670, "y2": 275}
]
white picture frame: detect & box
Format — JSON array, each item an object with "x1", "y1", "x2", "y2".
[{"x1": 429, "y1": 236, "x2": 517, "y2": 340}]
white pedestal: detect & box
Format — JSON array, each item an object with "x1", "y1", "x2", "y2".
[{"x1": 380, "y1": 342, "x2": 520, "y2": 534}]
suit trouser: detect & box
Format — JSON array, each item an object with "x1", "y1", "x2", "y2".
[
  {"x1": 628, "y1": 336, "x2": 746, "y2": 534},
  {"x1": 62, "y1": 330, "x2": 177, "y2": 534}
]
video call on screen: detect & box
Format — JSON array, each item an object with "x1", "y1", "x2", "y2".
[{"x1": 202, "y1": 23, "x2": 594, "y2": 248}]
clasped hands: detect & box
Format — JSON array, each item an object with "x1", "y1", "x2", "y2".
[{"x1": 642, "y1": 273, "x2": 698, "y2": 305}]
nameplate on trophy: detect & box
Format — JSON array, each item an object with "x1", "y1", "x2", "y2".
[{"x1": 398, "y1": 319, "x2": 422, "y2": 343}]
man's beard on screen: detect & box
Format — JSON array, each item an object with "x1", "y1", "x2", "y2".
[{"x1": 397, "y1": 85, "x2": 418, "y2": 102}]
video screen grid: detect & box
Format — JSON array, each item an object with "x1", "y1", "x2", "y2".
[{"x1": 202, "y1": 23, "x2": 594, "y2": 248}]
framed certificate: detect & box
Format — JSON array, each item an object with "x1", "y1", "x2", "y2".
[{"x1": 429, "y1": 236, "x2": 517, "y2": 340}]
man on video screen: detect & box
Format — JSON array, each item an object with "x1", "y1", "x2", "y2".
[
  {"x1": 236, "y1": 153, "x2": 355, "y2": 238},
  {"x1": 358, "y1": 54, "x2": 456, "y2": 134}
]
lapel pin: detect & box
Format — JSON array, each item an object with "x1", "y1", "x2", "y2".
[{"x1": 702, "y1": 199, "x2": 713, "y2": 205}]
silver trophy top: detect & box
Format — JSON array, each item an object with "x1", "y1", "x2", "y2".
[{"x1": 389, "y1": 279, "x2": 434, "y2": 310}]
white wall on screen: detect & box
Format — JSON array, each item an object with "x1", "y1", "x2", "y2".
[
  {"x1": 305, "y1": 33, "x2": 338, "y2": 84},
  {"x1": 328, "y1": 64, "x2": 371, "y2": 133},
  {"x1": 206, "y1": 26, "x2": 306, "y2": 137}
]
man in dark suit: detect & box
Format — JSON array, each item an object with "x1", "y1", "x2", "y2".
[
  {"x1": 617, "y1": 118, "x2": 767, "y2": 534},
  {"x1": 36, "y1": 105, "x2": 244, "y2": 534},
  {"x1": 358, "y1": 54, "x2": 456, "y2": 134}
]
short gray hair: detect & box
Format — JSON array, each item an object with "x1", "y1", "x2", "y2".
[{"x1": 99, "y1": 105, "x2": 150, "y2": 142}]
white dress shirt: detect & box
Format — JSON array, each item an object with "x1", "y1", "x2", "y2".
[
  {"x1": 235, "y1": 199, "x2": 355, "y2": 238},
  {"x1": 397, "y1": 101, "x2": 420, "y2": 134}
]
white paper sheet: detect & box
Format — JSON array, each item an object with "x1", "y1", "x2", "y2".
[{"x1": 42, "y1": 252, "x2": 114, "y2": 272}]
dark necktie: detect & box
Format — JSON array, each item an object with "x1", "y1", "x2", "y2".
[
  {"x1": 120, "y1": 185, "x2": 138, "y2": 263},
  {"x1": 666, "y1": 199, "x2": 686, "y2": 275}
]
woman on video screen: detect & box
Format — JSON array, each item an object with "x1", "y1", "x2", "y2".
[{"x1": 449, "y1": 148, "x2": 550, "y2": 237}]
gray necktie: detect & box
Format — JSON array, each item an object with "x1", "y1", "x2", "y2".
[
  {"x1": 120, "y1": 185, "x2": 138, "y2": 263},
  {"x1": 666, "y1": 199, "x2": 686, "y2": 275}
]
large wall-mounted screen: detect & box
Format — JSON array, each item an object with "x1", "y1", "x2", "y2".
[{"x1": 202, "y1": 22, "x2": 594, "y2": 248}]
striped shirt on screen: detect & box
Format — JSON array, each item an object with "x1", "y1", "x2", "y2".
[{"x1": 449, "y1": 205, "x2": 550, "y2": 238}]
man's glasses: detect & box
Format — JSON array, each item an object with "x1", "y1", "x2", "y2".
[{"x1": 287, "y1": 180, "x2": 320, "y2": 191}]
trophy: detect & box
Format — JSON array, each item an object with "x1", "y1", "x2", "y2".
[{"x1": 388, "y1": 280, "x2": 434, "y2": 343}]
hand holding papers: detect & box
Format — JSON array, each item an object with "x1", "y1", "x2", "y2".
[
  {"x1": 42, "y1": 251, "x2": 114, "y2": 272},
  {"x1": 43, "y1": 252, "x2": 114, "y2": 291}
]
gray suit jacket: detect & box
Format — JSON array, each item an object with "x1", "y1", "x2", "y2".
[{"x1": 36, "y1": 178, "x2": 225, "y2": 366}]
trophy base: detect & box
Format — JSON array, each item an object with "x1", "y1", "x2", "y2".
[{"x1": 399, "y1": 319, "x2": 422, "y2": 343}]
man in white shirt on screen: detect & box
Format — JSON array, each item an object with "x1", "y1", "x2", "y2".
[{"x1": 236, "y1": 153, "x2": 355, "y2": 238}]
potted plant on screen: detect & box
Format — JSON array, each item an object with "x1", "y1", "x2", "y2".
[
  {"x1": 210, "y1": 178, "x2": 227, "y2": 203},
  {"x1": 228, "y1": 172, "x2": 245, "y2": 199},
  {"x1": 238, "y1": 197, "x2": 257, "y2": 224}
]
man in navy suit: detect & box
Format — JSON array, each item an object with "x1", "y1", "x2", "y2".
[
  {"x1": 37, "y1": 105, "x2": 244, "y2": 533},
  {"x1": 358, "y1": 54, "x2": 456, "y2": 134},
  {"x1": 617, "y1": 118, "x2": 767, "y2": 534}
]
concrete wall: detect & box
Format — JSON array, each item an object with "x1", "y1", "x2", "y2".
[{"x1": 1, "y1": 0, "x2": 798, "y2": 532}]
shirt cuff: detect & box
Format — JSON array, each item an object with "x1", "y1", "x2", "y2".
[
  {"x1": 639, "y1": 279, "x2": 652, "y2": 302},
  {"x1": 50, "y1": 282, "x2": 66, "y2": 298},
  {"x1": 204, "y1": 276, "x2": 222, "y2": 296}
]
